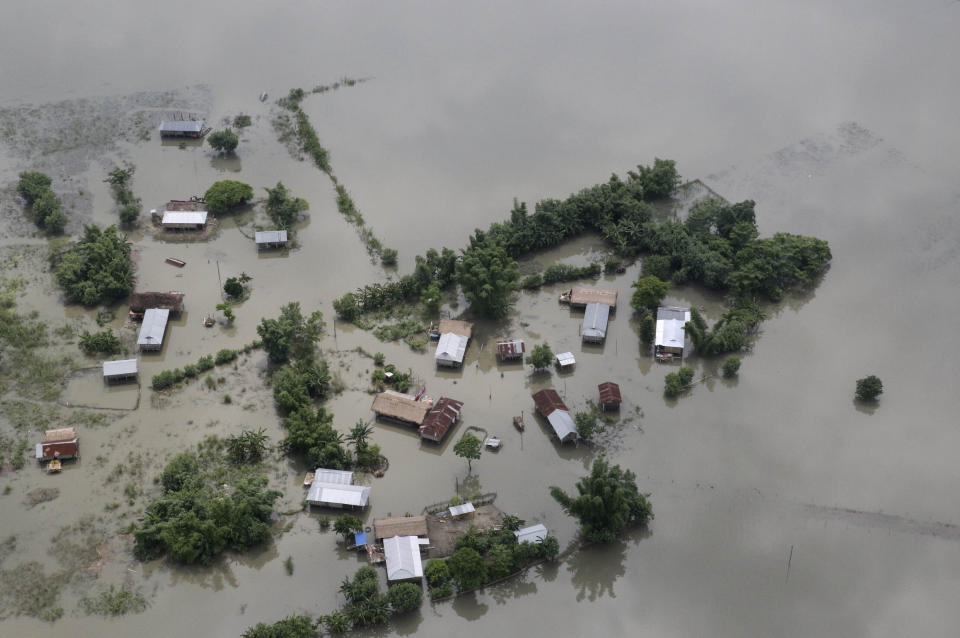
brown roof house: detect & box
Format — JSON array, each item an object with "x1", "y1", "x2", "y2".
[
  {"x1": 35, "y1": 428, "x2": 79, "y2": 461},
  {"x1": 598, "y1": 382, "x2": 622, "y2": 411},
  {"x1": 418, "y1": 397, "x2": 464, "y2": 442},
  {"x1": 371, "y1": 391, "x2": 431, "y2": 426},
  {"x1": 532, "y1": 389, "x2": 578, "y2": 444}
]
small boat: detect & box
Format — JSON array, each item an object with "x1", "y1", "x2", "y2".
[
  {"x1": 259, "y1": 92, "x2": 269, "y2": 102},
  {"x1": 513, "y1": 415, "x2": 525, "y2": 431},
  {"x1": 485, "y1": 437, "x2": 502, "y2": 450},
  {"x1": 165, "y1": 257, "x2": 186, "y2": 267},
  {"x1": 203, "y1": 315, "x2": 215, "y2": 327},
  {"x1": 303, "y1": 471, "x2": 315, "y2": 487},
  {"x1": 559, "y1": 289, "x2": 573, "y2": 303},
  {"x1": 46, "y1": 459, "x2": 62, "y2": 474}
]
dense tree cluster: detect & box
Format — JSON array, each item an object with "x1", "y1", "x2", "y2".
[
  {"x1": 208, "y1": 129, "x2": 239, "y2": 153},
  {"x1": 684, "y1": 303, "x2": 764, "y2": 356},
  {"x1": 133, "y1": 441, "x2": 281, "y2": 565},
  {"x1": 52, "y1": 224, "x2": 135, "y2": 305},
  {"x1": 257, "y1": 302, "x2": 325, "y2": 365},
  {"x1": 205, "y1": 180, "x2": 254, "y2": 214},
  {"x1": 242, "y1": 615, "x2": 316, "y2": 638},
  {"x1": 550, "y1": 456, "x2": 653, "y2": 543},
  {"x1": 264, "y1": 182, "x2": 309, "y2": 230},
  {"x1": 104, "y1": 166, "x2": 140, "y2": 226},
  {"x1": 17, "y1": 171, "x2": 66, "y2": 233},
  {"x1": 855, "y1": 375, "x2": 883, "y2": 401},
  {"x1": 455, "y1": 230, "x2": 520, "y2": 318},
  {"x1": 78, "y1": 329, "x2": 122, "y2": 355}
]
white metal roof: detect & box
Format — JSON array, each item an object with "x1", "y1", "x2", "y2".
[
  {"x1": 514, "y1": 523, "x2": 548, "y2": 545},
  {"x1": 435, "y1": 333, "x2": 469, "y2": 364},
  {"x1": 102, "y1": 359, "x2": 137, "y2": 377},
  {"x1": 306, "y1": 482, "x2": 370, "y2": 507},
  {"x1": 313, "y1": 468, "x2": 353, "y2": 485},
  {"x1": 255, "y1": 230, "x2": 288, "y2": 244},
  {"x1": 449, "y1": 502, "x2": 476, "y2": 517},
  {"x1": 655, "y1": 307, "x2": 691, "y2": 349},
  {"x1": 581, "y1": 303, "x2": 610, "y2": 340},
  {"x1": 159, "y1": 120, "x2": 204, "y2": 132},
  {"x1": 384, "y1": 536, "x2": 424, "y2": 581},
  {"x1": 556, "y1": 352, "x2": 576, "y2": 367},
  {"x1": 162, "y1": 210, "x2": 208, "y2": 225},
  {"x1": 137, "y1": 309, "x2": 170, "y2": 347},
  {"x1": 546, "y1": 410, "x2": 578, "y2": 443}
]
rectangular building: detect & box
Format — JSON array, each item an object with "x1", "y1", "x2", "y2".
[
  {"x1": 532, "y1": 388, "x2": 578, "y2": 444},
  {"x1": 374, "y1": 515, "x2": 428, "y2": 540},
  {"x1": 161, "y1": 210, "x2": 208, "y2": 230},
  {"x1": 435, "y1": 333, "x2": 469, "y2": 367},
  {"x1": 655, "y1": 306, "x2": 692, "y2": 357},
  {"x1": 129, "y1": 291, "x2": 184, "y2": 317},
  {"x1": 255, "y1": 230, "x2": 288, "y2": 249},
  {"x1": 371, "y1": 391, "x2": 430, "y2": 426},
  {"x1": 496, "y1": 339, "x2": 525, "y2": 361},
  {"x1": 137, "y1": 308, "x2": 170, "y2": 352},
  {"x1": 159, "y1": 120, "x2": 206, "y2": 138},
  {"x1": 418, "y1": 397, "x2": 464, "y2": 442},
  {"x1": 103, "y1": 359, "x2": 138, "y2": 384},
  {"x1": 384, "y1": 536, "x2": 425, "y2": 582},
  {"x1": 563, "y1": 287, "x2": 618, "y2": 308},
  {"x1": 306, "y1": 482, "x2": 370, "y2": 509},
  {"x1": 581, "y1": 303, "x2": 611, "y2": 343},
  {"x1": 514, "y1": 523, "x2": 548, "y2": 545}
]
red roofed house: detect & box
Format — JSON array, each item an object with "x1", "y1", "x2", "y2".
[
  {"x1": 598, "y1": 381, "x2": 622, "y2": 411},
  {"x1": 496, "y1": 339, "x2": 525, "y2": 362},
  {"x1": 531, "y1": 389, "x2": 578, "y2": 444},
  {"x1": 418, "y1": 397, "x2": 464, "y2": 442}
]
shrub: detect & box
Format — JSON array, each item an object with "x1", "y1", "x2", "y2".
[
  {"x1": 539, "y1": 535, "x2": 560, "y2": 559},
  {"x1": 521, "y1": 273, "x2": 543, "y2": 289},
  {"x1": 855, "y1": 375, "x2": 883, "y2": 401},
  {"x1": 208, "y1": 129, "x2": 239, "y2": 153},
  {"x1": 642, "y1": 254, "x2": 673, "y2": 281},
  {"x1": 17, "y1": 171, "x2": 52, "y2": 204},
  {"x1": 224, "y1": 277, "x2": 244, "y2": 298},
  {"x1": 380, "y1": 248, "x2": 398, "y2": 267},
  {"x1": 574, "y1": 410, "x2": 600, "y2": 440},
  {"x1": 373, "y1": 352, "x2": 385, "y2": 366},
  {"x1": 78, "y1": 329, "x2": 121, "y2": 355},
  {"x1": 386, "y1": 583, "x2": 422, "y2": 614},
  {"x1": 604, "y1": 258, "x2": 622, "y2": 274},
  {"x1": 429, "y1": 583, "x2": 452, "y2": 599},
  {"x1": 664, "y1": 372, "x2": 683, "y2": 397},
  {"x1": 196, "y1": 355, "x2": 215, "y2": 371},
  {"x1": 722, "y1": 356, "x2": 741, "y2": 377},
  {"x1": 528, "y1": 343, "x2": 553, "y2": 370},
  {"x1": 152, "y1": 369, "x2": 181, "y2": 390},
  {"x1": 640, "y1": 309, "x2": 655, "y2": 344},
  {"x1": 215, "y1": 349, "x2": 238, "y2": 365},
  {"x1": 677, "y1": 365, "x2": 694, "y2": 385},
  {"x1": 424, "y1": 558, "x2": 450, "y2": 587},
  {"x1": 119, "y1": 203, "x2": 140, "y2": 226},
  {"x1": 233, "y1": 114, "x2": 252, "y2": 129},
  {"x1": 324, "y1": 611, "x2": 349, "y2": 634},
  {"x1": 183, "y1": 364, "x2": 198, "y2": 378}
]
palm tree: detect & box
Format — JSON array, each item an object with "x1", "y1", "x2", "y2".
[{"x1": 347, "y1": 421, "x2": 374, "y2": 451}]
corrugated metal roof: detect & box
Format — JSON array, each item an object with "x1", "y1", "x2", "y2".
[
  {"x1": 162, "y1": 210, "x2": 208, "y2": 226},
  {"x1": 103, "y1": 359, "x2": 138, "y2": 377},
  {"x1": 313, "y1": 468, "x2": 354, "y2": 485},
  {"x1": 655, "y1": 307, "x2": 691, "y2": 349},
  {"x1": 137, "y1": 308, "x2": 169, "y2": 347},
  {"x1": 555, "y1": 352, "x2": 576, "y2": 367},
  {"x1": 532, "y1": 389, "x2": 568, "y2": 417},
  {"x1": 514, "y1": 523, "x2": 549, "y2": 545},
  {"x1": 255, "y1": 230, "x2": 288, "y2": 244},
  {"x1": 435, "y1": 333, "x2": 468, "y2": 365},
  {"x1": 581, "y1": 303, "x2": 610, "y2": 340},
  {"x1": 371, "y1": 391, "x2": 430, "y2": 424},
  {"x1": 159, "y1": 120, "x2": 204, "y2": 133},
  {"x1": 384, "y1": 536, "x2": 424, "y2": 581},
  {"x1": 306, "y1": 482, "x2": 370, "y2": 507},
  {"x1": 547, "y1": 410, "x2": 578, "y2": 443},
  {"x1": 496, "y1": 339, "x2": 525, "y2": 357},
  {"x1": 419, "y1": 397, "x2": 463, "y2": 441},
  {"x1": 449, "y1": 502, "x2": 476, "y2": 517},
  {"x1": 598, "y1": 381, "x2": 622, "y2": 404}
]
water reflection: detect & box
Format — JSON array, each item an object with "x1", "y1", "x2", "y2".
[
  {"x1": 451, "y1": 591, "x2": 489, "y2": 621},
  {"x1": 210, "y1": 154, "x2": 241, "y2": 173},
  {"x1": 565, "y1": 526, "x2": 650, "y2": 602},
  {"x1": 489, "y1": 569, "x2": 537, "y2": 605}
]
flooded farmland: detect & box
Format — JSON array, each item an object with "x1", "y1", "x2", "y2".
[{"x1": 2, "y1": 1, "x2": 960, "y2": 637}]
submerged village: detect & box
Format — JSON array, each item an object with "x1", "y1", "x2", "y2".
[{"x1": 0, "y1": 85, "x2": 837, "y2": 637}]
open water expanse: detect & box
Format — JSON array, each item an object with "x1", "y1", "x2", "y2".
[{"x1": 1, "y1": 1, "x2": 960, "y2": 636}]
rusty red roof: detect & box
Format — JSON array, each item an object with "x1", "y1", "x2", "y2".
[
  {"x1": 532, "y1": 388, "x2": 568, "y2": 417},
  {"x1": 598, "y1": 381, "x2": 622, "y2": 404},
  {"x1": 418, "y1": 397, "x2": 464, "y2": 441},
  {"x1": 497, "y1": 340, "x2": 525, "y2": 357}
]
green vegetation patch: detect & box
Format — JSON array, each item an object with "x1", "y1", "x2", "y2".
[
  {"x1": 51, "y1": 224, "x2": 135, "y2": 305},
  {"x1": 80, "y1": 584, "x2": 148, "y2": 617}
]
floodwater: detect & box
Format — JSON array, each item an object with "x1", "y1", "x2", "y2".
[{"x1": 2, "y1": 1, "x2": 960, "y2": 636}]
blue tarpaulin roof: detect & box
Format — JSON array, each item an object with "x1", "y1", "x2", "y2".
[{"x1": 354, "y1": 531, "x2": 367, "y2": 546}]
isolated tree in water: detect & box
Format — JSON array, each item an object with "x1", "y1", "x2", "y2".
[
  {"x1": 208, "y1": 129, "x2": 239, "y2": 153},
  {"x1": 454, "y1": 433, "x2": 482, "y2": 472},
  {"x1": 855, "y1": 375, "x2": 883, "y2": 401},
  {"x1": 528, "y1": 343, "x2": 554, "y2": 370}
]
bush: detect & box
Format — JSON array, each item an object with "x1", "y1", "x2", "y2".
[
  {"x1": 324, "y1": 611, "x2": 349, "y2": 634},
  {"x1": 640, "y1": 309, "x2": 655, "y2": 344},
  {"x1": 233, "y1": 114, "x2": 252, "y2": 129},
  {"x1": 183, "y1": 364, "x2": 198, "y2": 378},
  {"x1": 152, "y1": 369, "x2": 183, "y2": 390},
  {"x1": 53, "y1": 225, "x2": 135, "y2": 305},
  {"x1": 332, "y1": 293, "x2": 361, "y2": 322},
  {"x1": 429, "y1": 583, "x2": 453, "y2": 600},
  {"x1": 243, "y1": 615, "x2": 315, "y2": 638},
  {"x1": 373, "y1": 352, "x2": 385, "y2": 366},
  {"x1": 424, "y1": 559, "x2": 450, "y2": 587},
  {"x1": 196, "y1": 355, "x2": 215, "y2": 371},
  {"x1": 224, "y1": 277, "x2": 245, "y2": 298},
  {"x1": 79, "y1": 329, "x2": 121, "y2": 355},
  {"x1": 386, "y1": 583, "x2": 422, "y2": 614},
  {"x1": 380, "y1": 248, "x2": 398, "y2": 267},
  {"x1": 664, "y1": 372, "x2": 684, "y2": 397},
  {"x1": 205, "y1": 180, "x2": 254, "y2": 214},
  {"x1": 575, "y1": 411, "x2": 600, "y2": 440},
  {"x1": 722, "y1": 356, "x2": 741, "y2": 377},
  {"x1": 208, "y1": 129, "x2": 239, "y2": 153},
  {"x1": 855, "y1": 375, "x2": 883, "y2": 401},
  {"x1": 642, "y1": 254, "x2": 673, "y2": 281},
  {"x1": 604, "y1": 258, "x2": 622, "y2": 274},
  {"x1": 520, "y1": 273, "x2": 543, "y2": 289},
  {"x1": 33, "y1": 190, "x2": 65, "y2": 233},
  {"x1": 119, "y1": 203, "x2": 140, "y2": 226},
  {"x1": 528, "y1": 343, "x2": 553, "y2": 370},
  {"x1": 215, "y1": 349, "x2": 238, "y2": 365},
  {"x1": 539, "y1": 535, "x2": 560, "y2": 559},
  {"x1": 17, "y1": 171, "x2": 52, "y2": 204},
  {"x1": 677, "y1": 365, "x2": 694, "y2": 386}
]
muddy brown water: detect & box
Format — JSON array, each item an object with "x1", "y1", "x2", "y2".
[{"x1": 2, "y1": 1, "x2": 960, "y2": 636}]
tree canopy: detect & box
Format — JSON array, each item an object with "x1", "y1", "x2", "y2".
[
  {"x1": 455, "y1": 230, "x2": 520, "y2": 318},
  {"x1": 454, "y1": 433, "x2": 481, "y2": 471},
  {"x1": 256, "y1": 302, "x2": 325, "y2": 364},
  {"x1": 528, "y1": 342, "x2": 554, "y2": 370},
  {"x1": 17, "y1": 171, "x2": 52, "y2": 203},
  {"x1": 628, "y1": 158, "x2": 681, "y2": 199},
  {"x1": 549, "y1": 456, "x2": 653, "y2": 543},
  {"x1": 208, "y1": 129, "x2": 239, "y2": 153},
  {"x1": 205, "y1": 180, "x2": 254, "y2": 213},
  {"x1": 855, "y1": 375, "x2": 883, "y2": 401},
  {"x1": 265, "y1": 182, "x2": 309, "y2": 230},
  {"x1": 630, "y1": 275, "x2": 669, "y2": 311},
  {"x1": 242, "y1": 615, "x2": 316, "y2": 638},
  {"x1": 18, "y1": 171, "x2": 66, "y2": 233},
  {"x1": 447, "y1": 547, "x2": 487, "y2": 591},
  {"x1": 53, "y1": 224, "x2": 135, "y2": 305}
]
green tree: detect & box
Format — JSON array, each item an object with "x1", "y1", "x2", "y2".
[
  {"x1": 574, "y1": 411, "x2": 600, "y2": 440},
  {"x1": 630, "y1": 275, "x2": 669, "y2": 311},
  {"x1": 539, "y1": 535, "x2": 560, "y2": 560},
  {"x1": 223, "y1": 276, "x2": 246, "y2": 298},
  {"x1": 380, "y1": 248, "x2": 398, "y2": 267},
  {"x1": 855, "y1": 375, "x2": 883, "y2": 401},
  {"x1": 664, "y1": 372, "x2": 684, "y2": 397},
  {"x1": 629, "y1": 158, "x2": 680, "y2": 199},
  {"x1": 528, "y1": 343, "x2": 553, "y2": 370},
  {"x1": 641, "y1": 254, "x2": 673, "y2": 281},
  {"x1": 333, "y1": 514, "x2": 363, "y2": 541},
  {"x1": 79, "y1": 329, "x2": 122, "y2": 355},
  {"x1": 347, "y1": 421, "x2": 374, "y2": 451},
  {"x1": 256, "y1": 302, "x2": 325, "y2": 364},
  {"x1": 424, "y1": 558, "x2": 450, "y2": 587},
  {"x1": 420, "y1": 282, "x2": 442, "y2": 316},
  {"x1": 17, "y1": 171, "x2": 52, "y2": 204},
  {"x1": 242, "y1": 615, "x2": 316, "y2": 638},
  {"x1": 205, "y1": 180, "x2": 254, "y2": 214},
  {"x1": 485, "y1": 543, "x2": 516, "y2": 580},
  {"x1": 53, "y1": 224, "x2": 135, "y2": 305},
  {"x1": 33, "y1": 189, "x2": 65, "y2": 232},
  {"x1": 264, "y1": 182, "x2": 309, "y2": 230},
  {"x1": 119, "y1": 203, "x2": 140, "y2": 226},
  {"x1": 216, "y1": 302, "x2": 235, "y2": 324},
  {"x1": 332, "y1": 293, "x2": 361, "y2": 321},
  {"x1": 324, "y1": 612, "x2": 348, "y2": 634},
  {"x1": 454, "y1": 433, "x2": 482, "y2": 472},
  {"x1": 226, "y1": 428, "x2": 269, "y2": 464},
  {"x1": 639, "y1": 309, "x2": 655, "y2": 344},
  {"x1": 208, "y1": 129, "x2": 239, "y2": 153},
  {"x1": 447, "y1": 547, "x2": 487, "y2": 591},
  {"x1": 455, "y1": 230, "x2": 520, "y2": 318},
  {"x1": 386, "y1": 583, "x2": 423, "y2": 614},
  {"x1": 550, "y1": 456, "x2": 653, "y2": 543},
  {"x1": 722, "y1": 356, "x2": 741, "y2": 377}
]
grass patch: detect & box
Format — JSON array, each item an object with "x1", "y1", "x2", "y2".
[
  {"x1": 0, "y1": 562, "x2": 63, "y2": 622},
  {"x1": 80, "y1": 585, "x2": 148, "y2": 617}
]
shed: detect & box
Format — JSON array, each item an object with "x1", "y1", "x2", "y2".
[
  {"x1": 435, "y1": 333, "x2": 469, "y2": 367},
  {"x1": 161, "y1": 210, "x2": 208, "y2": 230},
  {"x1": 532, "y1": 388, "x2": 567, "y2": 417},
  {"x1": 374, "y1": 515, "x2": 428, "y2": 540},
  {"x1": 555, "y1": 352, "x2": 576, "y2": 369},
  {"x1": 598, "y1": 382, "x2": 622, "y2": 410},
  {"x1": 419, "y1": 397, "x2": 464, "y2": 442},
  {"x1": 532, "y1": 389, "x2": 578, "y2": 444},
  {"x1": 255, "y1": 230, "x2": 288, "y2": 249},
  {"x1": 655, "y1": 307, "x2": 692, "y2": 356},
  {"x1": 36, "y1": 428, "x2": 79, "y2": 461},
  {"x1": 103, "y1": 359, "x2": 138, "y2": 384},
  {"x1": 371, "y1": 391, "x2": 430, "y2": 426},
  {"x1": 137, "y1": 308, "x2": 170, "y2": 352},
  {"x1": 129, "y1": 291, "x2": 184, "y2": 316},
  {"x1": 306, "y1": 482, "x2": 370, "y2": 509},
  {"x1": 514, "y1": 523, "x2": 548, "y2": 545},
  {"x1": 159, "y1": 120, "x2": 205, "y2": 137},
  {"x1": 313, "y1": 468, "x2": 354, "y2": 485},
  {"x1": 383, "y1": 536, "x2": 424, "y2": 582},
  {"x1": 581, "y1": 303, "x2": 611, "y2": 343},
  {"x1": 437, "y1": 319, "x2": 473, "y2": 338},
  {"x1": 496, "y1": 339, "x2": 525, "y2": 361},
  {"x1": 564, "y1": 287, "x2": 618, "y2": 308},
  {"x1": 448, "y1": 502, "x2": 476, "y2": 519}
]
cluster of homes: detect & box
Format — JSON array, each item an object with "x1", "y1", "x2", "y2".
[{"x1": 146, "y1": 193, "x2": 289, "y2": 250}]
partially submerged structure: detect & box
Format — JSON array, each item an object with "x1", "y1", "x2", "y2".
[
  {"x1": 35, "y1": 428, "x2": 79, "y2": 462},
  {"x1": 435, "y1": 319, "x2": 473, "y2": 368},
  {"x1": 383, "y1": 535, "x2": 427, "y2": 582},
  {"x1": 161, "y1": 210, "x2": 208, "y2": 231},
  {"x1": 598, "y1": 381, "x2": 622, "y2": 411},
  {"x1": 103, "y1": 359, "x2": 138, "y2": 384},
  {"x1": 449, "y1": 502, "x2": 476, "y2": 519},
  {"x1": 532, "y1": 389, "x2": 578, "y2": 444},
  {"x1": 418, "y1": 397, "x2": 464, "y2": 442},
  {"x1": 655, "y1": 306, "x2": 692, "y2": 359},
  {"x1": 555, "y1": 352, "x2": 576, "y2": 370},
  {"x1": 129, "y1": 291, "x2": 184, "y2": 318},
  {"x1": 496, "y1": 339, "x2": 525, "y2": 361},
  {"x1": 137, "y1": 308, "x2": 170, "y2": 352},
  {"x1": 373, "y1": 515, "x2": 428, "y2": 540},
  {"x1": 371, "y1": 391, "x2": 431, "y2": 426},
  {"x1": 306, "y1": 469, "x2": 370, "y2": 509},
  {"x1": 159, "y1": 120, "x2": 206, "y2": 138},
  {"x1": 255, "y1": 230, "x2": 288, "y2": 249},
  {"x1": 561, "y1": 287, "x2": 618, "y2": 308},
  {"x1": 514, "y1": 523, "x2": 548, "y2": 545},
  {"x1": 581, "y1": 303, "x2": 611, "y2": 343}
]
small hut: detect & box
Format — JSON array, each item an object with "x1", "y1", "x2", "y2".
[
  {"x1": 373, "y1": 515, "x2": 429, "y2": 540},
  {"x1": 532, "y1": 389, "x2": 578, "y2": 444},
  {"x1": 598, "y1": 382, "x2": 622, "y2": 411},
  {"x1": 496, "y1": 339, "x2": 525, "y2": 361},
  {"x1": 555, "y1": 352, "x2": 576, "y2": 370},
  {"x1": 255, "y1": 230, "x2": 288, "y2": 249},
  {"x1": 655, "y1": 306, "x2": 692, "y2": 359},
  {"x1": 514, "y1": 523, "x2": 548, "y2": 545},
  {"x1": 103, "y1": 359, "x2": 138, "y2": 384},
  {"x1": 35, "y1": 428, "x2": 79, "y2": 461},
  {"x1": 448, "y1": 502, "x2": 476, "y2": 520},
  {"x1": 161, "y1": 210, "x2": 208, "y2": 231},
  {"x1": 159, "y1": 120, "x2": 206, "y2": 138}
]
